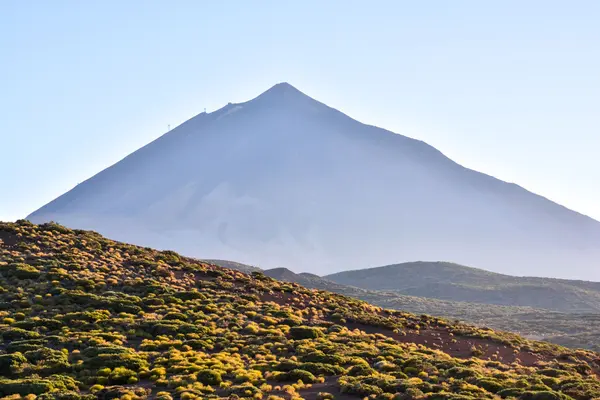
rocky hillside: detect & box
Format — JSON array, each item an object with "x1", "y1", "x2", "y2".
[{"x1": 1, "y1": 220, "x2": 600, "y2": 399}]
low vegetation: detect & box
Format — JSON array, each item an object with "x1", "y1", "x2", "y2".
[{"x1": 2, "y1": 221, "x2": 600, "y2": 399}]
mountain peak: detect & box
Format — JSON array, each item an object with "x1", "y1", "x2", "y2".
[
  {"x1": 26, "y1": 81, "x2": 600, "y2": 281},
  {"x1": 266, "y1": 82, "x2": 301, "y2": 94},
  {"x1": 251, "y1": 82, "x2": 318, "y2": 108}
]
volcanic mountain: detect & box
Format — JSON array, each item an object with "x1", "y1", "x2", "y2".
[{"x1": 27, "y1": 83, "x2": 600, "y2": 279}]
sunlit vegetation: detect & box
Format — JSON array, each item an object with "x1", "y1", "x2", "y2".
[{"x1": 1, "y1": 220, "x2": 600, "y2": 399}]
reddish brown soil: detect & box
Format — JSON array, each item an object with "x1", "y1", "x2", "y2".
[
  {"x1": 298, "y1": 376, "x2": 355, "y2": 400},
  {"x1": 344, "y1": 321, "x2": 541, "y2": 366}
]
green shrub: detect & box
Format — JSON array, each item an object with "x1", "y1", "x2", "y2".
[
  {"x1": 0, "y1": 353, "x2": 27, "y2": 376},
  {"x1": 340, "y1": 381, "x2": 383, "y2": 396},
  {"x1": 300, "y1": 351, "x2": 345, "y2": 365},
  {"x1": 316, "y1": 393, "x2": 335, "y2": 400},
  {"x1": 289, "y1": 326, "x2": 323, "y2": 340},
  {"x1": 498, "y1": 388, "x2": 525, "y2": 398},
  {"x1": 83, "y1": 352, "x2": 147, "y2": 370},
  {"x1": 519, "y1": 391, "x2": 573, "y2": 400},
  {"x1": 347, "y1": 364, "x2": 376, "y2": 376},
  {"x1": 7, "y1": 339, "x2": 46, "y2": 353},
  {"x1": 0, "y1": 378, "x2": 53, "y2": 395},
  {"x1": 228, "y1": 383, "x2": 262, "y2": 397},
  {"x1": 281, "y1": 316, "x2": 303, "y2": 326},
  {"x1": 2, "y1": 263, "x2": 41, "y2": 279},
  {"x1": 476, "y1": 378, "x2": 504, "y2": 394},
  {"x1": 298, "y1": 362, "x2": 344, "y2": 375},
  {"x1": 538, "y1": 369, "x2": 569, "y2": 378},
  {"x1": 196, "y1": 369, "x2": 222, "y2": 385},
  {"x1": 109, "y1": 366, "x2": 137, "y2": 384},
  {"x1": 89, "y1": 384, "x2": 104, "y2": 393},
  {"x1": 24, "y1": 347, "x2": 68, "y2": 364},
  {"x1": 162, "y1": 312, "x2": 187, "y2": 321},
  {"x1": 2, "y1": 327, "x2": 42, "y2": 341},
  {"x1": 286, "y1": 369, "x2": 317, "y2": 383},
  {"x1": 446, "y1": 367, "x2": 480, "y2": 379}
]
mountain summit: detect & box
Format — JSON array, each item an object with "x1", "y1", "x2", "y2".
[{"x1": 27, "y1": 83, "x2": 600, "y2": 279}]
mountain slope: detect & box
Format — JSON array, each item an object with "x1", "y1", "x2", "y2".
[
  {"x1": 201, "y1": 259, "x2": 261, "y2": 274},
  {"x1": 263, "y1": 267, "x2": 600, "y2": 351},
  {"x1": 325, "y1": 262, "x2": 600, "y2": 312},
  {"x1": 3, "y1": 220, "x2": 600, "y2": 400},
  {"x1": 27, "y1": 83, "x2": 600, "y2": 279}
]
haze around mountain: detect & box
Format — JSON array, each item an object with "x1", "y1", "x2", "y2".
[{"x1": 27, "y1": 83, "x2": 600, "y2": 280}]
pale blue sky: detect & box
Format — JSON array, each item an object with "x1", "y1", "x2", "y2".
[{"x1": 2, "y1": 1, "x2": 599, "y2": 221}]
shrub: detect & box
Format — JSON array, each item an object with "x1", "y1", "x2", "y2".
[
  {"x1": 7, "y1": 339, "x2": 46, "y2": 353},
  {"x1": 347, "y1": 364, "x2": 376, "y2": 376},
  {"x1": 109, "y1": 367, "x2": 138, "y2": 384},
  {"x1": 2, "y1": 328, "x2": 41, "y2": 341},
  {"x1": 0, "y1": 379, "x2": 53, "y2": 395},
  {"x1": 162, "y1": 312, "x2": 187, "y2": 321},
  {"x1": 298, "y1": 362, "x2": 344, "y2": 375},
  {"x1": 476, "y1": 378, "x2": 504, "y2": 394},
  {"x1": 2, "y1": 263, "x2": 41, "y2": 279},
  {"x1": 155, "y1": 392, "x2": 173, "y2": 400},
  {"x1": 289, "y1": 326, "x2": 323, "y2": 340},
  {"x1": 300, "y1": 351, "x2": 345, "y2": 365},
  {"x1": 228, "y1": 383, "x2": 262, "y2": 397},
  {"x1": 83, "y1": 352, "x2": 147, "y2": 370},
  {"x1": 340, "y1": 381, "x2": 383, "y2": 396},
  {"x1": 446, "y1": 367, "x2": 480, "y2": 379},
  {"x1": 498, "y1": 388, "x2": 525, "y2": 398},
  {"x1": 316, "y1": 393, "x2": 334, "y2": 400},
  {"x1": 24, "y1": 347, "x2": 70, "y2": 372},
  {"x1": 286, "y1": 369, "x2": 317, "y2": 383},
  {"x1": 0, "y1": 353, "x2": 27, "y2": 376},
  {"x1": 184, "y1": 339, "x2": 213, "y2": 350},
  {"x1": 89, "y1": 384, "x2": 104, "y2": 393},
  {"x1": 538, "y1": 369, "x2": 568, "y2": 378},
  {"x1": 196, "y1": 369, "x2": 222, "y2": 385},
  {"x1": 519, "y1": 391, "x2": 572, "y2": 400}
]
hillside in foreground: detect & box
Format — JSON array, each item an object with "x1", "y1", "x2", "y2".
[{"x1": 2, "y1": 221, "x2": 600, "y2": 399}]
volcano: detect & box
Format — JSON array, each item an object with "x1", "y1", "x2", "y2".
[{"x1": 27, "y1": 83, "x2": 600, "y2": 279}]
